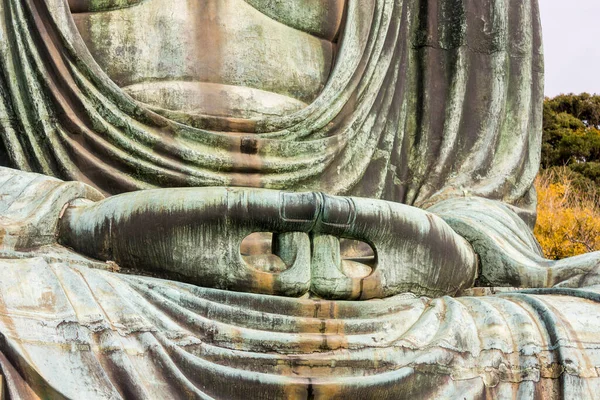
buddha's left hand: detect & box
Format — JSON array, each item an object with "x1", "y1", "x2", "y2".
[{"x1": 309, "y1": 194, "x2": 478, "y2": 299}]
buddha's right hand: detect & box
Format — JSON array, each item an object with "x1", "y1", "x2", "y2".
[{"x1": 58, "y1": 188, "x2": 318, "y2": 297}]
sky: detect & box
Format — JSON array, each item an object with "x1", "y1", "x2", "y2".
[{"x1": 540, "y1": 0, "x2": 600, "y2": 97}]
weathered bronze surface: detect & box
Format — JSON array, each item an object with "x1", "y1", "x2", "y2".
[
  {"x1": 0, "y1": 0, "x2": 600, "y2": 399},
  {"x1": 69, "y1": 0, "x2": 344, "y2": 118}
]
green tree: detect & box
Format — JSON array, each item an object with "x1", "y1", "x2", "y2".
[{"x1": 541, "y1": 93, "x2": 600, "y2": 195}]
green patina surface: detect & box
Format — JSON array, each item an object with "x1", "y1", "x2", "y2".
[{"x1": 1, "y1": 0, "x2": 599, "y2": 399}]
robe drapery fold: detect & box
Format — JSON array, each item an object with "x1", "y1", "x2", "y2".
[
  {"x1": 1, "y1": 168, "x2": 600, "y2": 399},
  {"x1": 0, "y1": 0, "x2": 543, "y2": 223},
  {"x1": 0, "y1": 168, "x2": 600, "y2": 399}
]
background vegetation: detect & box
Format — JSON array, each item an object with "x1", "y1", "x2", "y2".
[{"x1": 535, "y1": 93, "x2": 600, "y2": 258}]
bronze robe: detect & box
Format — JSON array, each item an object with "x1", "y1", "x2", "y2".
[{"x1": 1, "y1": 0, "x2": 600, "y2": 398}]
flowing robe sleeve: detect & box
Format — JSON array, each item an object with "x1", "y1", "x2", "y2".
[{"x1": 430, "y1": 197, "x2": 600, "y2": 289}]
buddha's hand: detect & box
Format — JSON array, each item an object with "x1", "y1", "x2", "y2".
[
  {"x1": 58, "y1": 188, "x2": 318, "y2": 297},
  {"x1": 58, "y1": 188, "x2": 477, "y2": 300},
  {"x1": 310, "y1": 195, "x2": 478, "y2": 299}
]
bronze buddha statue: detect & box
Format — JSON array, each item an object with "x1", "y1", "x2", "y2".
[{"x1": 0, "y1": 0, "x2": 599, "y2": 398}]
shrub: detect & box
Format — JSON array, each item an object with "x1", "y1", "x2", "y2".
[{"x1": 534, "y1": 167, "x2": 600, "y2": 259}]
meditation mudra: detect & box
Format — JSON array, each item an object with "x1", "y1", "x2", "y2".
[{"x1": 0, "y1": 0, "x2": 600, "y2": 398}]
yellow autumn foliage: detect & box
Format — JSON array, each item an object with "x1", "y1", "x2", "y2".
[{"x1": 534, "y1": 167, "x2": 600, "y2": 259}]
